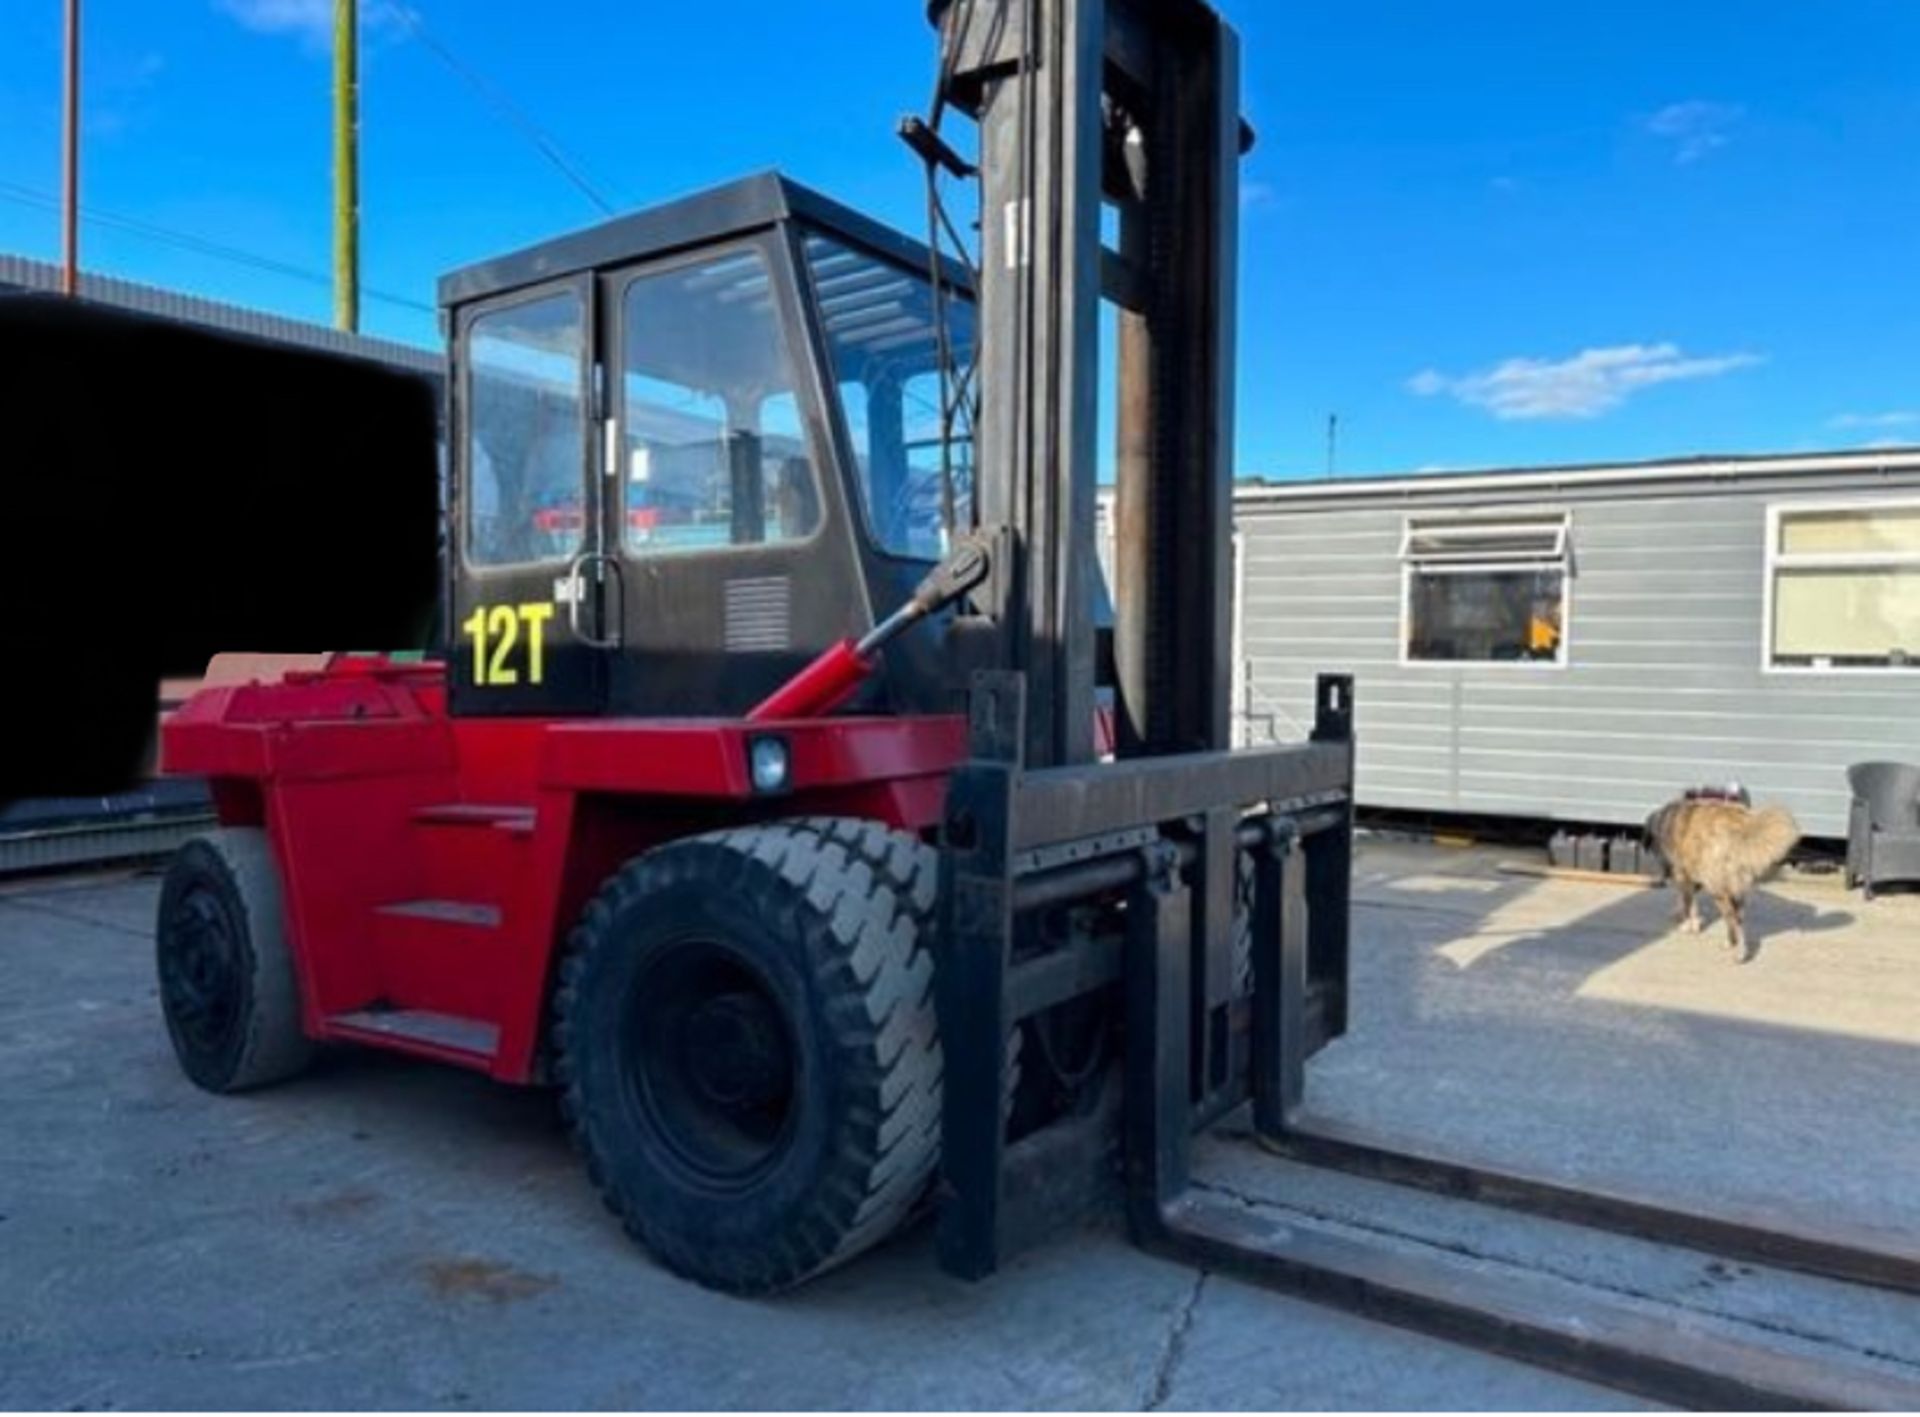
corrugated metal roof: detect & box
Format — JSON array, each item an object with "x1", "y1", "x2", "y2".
[{"x1": 0, "y1": 252, "x2": 442, "y2": 380}]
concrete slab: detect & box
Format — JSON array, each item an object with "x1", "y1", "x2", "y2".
[
  {"x1": 1150, "y1": 1270, "x2": 1652, "y2": 1412},
  {"x1": 1311, "y1": 836, "x2": 1920, "y2": 1247},
  {"x1": 0, "y1": 873, "x2": 1638, "y2": 1412},
  {"x1": 1193, "y1": 1140, "x2": 1920, "y2": 1386}
]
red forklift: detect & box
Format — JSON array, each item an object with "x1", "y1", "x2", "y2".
[
  {"x1": 154, "y1": 3, "x2": 1920, "y2": 1406},
  {"x1": 160, "y1": 0, "x2": 1336, "y2": 1292}
]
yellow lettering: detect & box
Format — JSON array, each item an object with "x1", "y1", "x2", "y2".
[
  {"x1": 519, "y1": 603, "x2": 554, "y2": 684},
  {"x1": 462, "y1": 606, "x2": 488, "y2": 683},
  {"x1": 485, "y1": 604, "x2": 520, "y2": 684},
  {"x1": 463, "y1": 601, "x2": 566, "y2": 686}
]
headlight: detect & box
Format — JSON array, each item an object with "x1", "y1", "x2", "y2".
[{"x1": 748, "y1": 736, "x2": 791, "y2": 794}]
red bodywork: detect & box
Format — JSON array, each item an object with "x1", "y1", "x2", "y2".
[
  {"x1": 746, "y1": 639, "x2": 875, "y2": 721},
  {"x1": 161, "y1": 654, "x2": 966, "y2": 1084}
]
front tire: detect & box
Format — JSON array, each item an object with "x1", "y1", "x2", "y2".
[
  {"x1": 155, "y1": 828, "x2": 315, "y2": 1093},
  {"x1": 552, "y1": 818, "x2": 945, "y2": 1295}
]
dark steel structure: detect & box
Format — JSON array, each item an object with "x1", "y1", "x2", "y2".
[{"x1": 915, "y1": 0, "x2": 1360, "y2": 1280}]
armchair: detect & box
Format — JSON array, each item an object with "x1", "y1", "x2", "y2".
[{"x1": 1846, "y1": 761, "x2": 1920, "y2": 899}]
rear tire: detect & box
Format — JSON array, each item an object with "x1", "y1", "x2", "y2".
[
  {"x1": 155, "y1": 828, "x2": 315, "y2": 1093},
  {"x1": 552, "y1": 817, "x2": 947, "y2": 1295}
]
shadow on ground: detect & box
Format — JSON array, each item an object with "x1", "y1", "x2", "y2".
[{"x1": 1304, "y1": 838, "x2": 1920, "y2": 1251}]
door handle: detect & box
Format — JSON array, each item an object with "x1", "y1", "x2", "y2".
[{"x1": 565, "y1": 551, "x2": 623, "y2": 650}]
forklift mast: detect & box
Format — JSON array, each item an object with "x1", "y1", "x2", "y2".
[
  {"x1": 917, "y1": 0, "x2": 1357, "y2": 1282},
  {"x1": 933, "y1": 0, "x2": 1243, "y2": 770}
]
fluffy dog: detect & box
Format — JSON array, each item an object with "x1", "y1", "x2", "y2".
[{"x1": 1643, "y1": 797, "x2": 1801, "y2": 962}]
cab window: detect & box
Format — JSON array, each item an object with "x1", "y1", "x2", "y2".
[
  {"x1": 621, "y1": 248, "x2": 821, "y2": 555},
  {"x1": 465, "y1": 289, "x2": 586, "y2": 567},
  {"x1": 805, "y1": 233, "x2": 975, "y2": 561}
]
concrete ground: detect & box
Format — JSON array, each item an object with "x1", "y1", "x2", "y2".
[
  {"x1": 1307, "y1": 837, "x2": 1920, "y2": 1248},
  {"x1": 0, "y1": 867, "x2": 1637, "y2": 1412},
  {"x1": 3, "y1": 840, "x2": 1915, "y2": 1410}
]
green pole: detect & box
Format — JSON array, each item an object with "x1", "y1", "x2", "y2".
[{"x1": 333, "y1": 0, "x2": 358, "y2": 332}]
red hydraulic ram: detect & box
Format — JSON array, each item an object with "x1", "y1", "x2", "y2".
[{"x1": 747, "y1": 536, "x2": 990, "y2": 721}]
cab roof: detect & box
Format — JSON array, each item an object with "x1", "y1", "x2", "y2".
[{"x1": 438, "y1": 170, "x2": 967, "y2": 311}]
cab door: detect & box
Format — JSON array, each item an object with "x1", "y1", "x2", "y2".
[
  {"x1": 448, "y1": 275, "x2": 609, "y2": 716},
  {"x1": 596, "y1": 234, "x2": 868, "y2": 716}
]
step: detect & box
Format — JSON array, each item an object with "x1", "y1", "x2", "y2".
[
  {"x1": 411, "y1": 802, "x2": 536, "y2": 836},
  {"x1": 1184, "y1": 1135, "x2": 1920, "y2": 1410},
  {"x1": 374, "y1": 898, "x2": 503, "y2": 928},
  {"x1": 327, "y1": 1008, "x2": 500, "y2": 1060}
]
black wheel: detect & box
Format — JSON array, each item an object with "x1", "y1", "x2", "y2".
[
  {"x1": 155, "y1": 829, "x2": 315, "y2": 1093},
  {"x1": 552, "y1": 817, "x2": 948, "y2": 1295}
]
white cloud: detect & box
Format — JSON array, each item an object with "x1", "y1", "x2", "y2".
[
  {"x1": 1240, "y1": 181, "x2": 1278, "y2": 211},
  {"x1": 1407, "y1": 343, "x2": 1763, "y2": 421},
  {"x1": 1830, "y1": 410, "x2": 1920, "y2": 429},
  {"x1": 216, "y1": 0, "x2": 330, "y2": 40},
  {"x1": 1645, "y1": 100, "x2": 1743, "y2": 164},
  {"x1": 215, "y1": 0, "x2": 404, "y2": 50}
]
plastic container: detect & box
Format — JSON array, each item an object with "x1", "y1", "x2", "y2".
[{"x1": 1548, "y1": 830, "x2": 1576, "y2": 869}]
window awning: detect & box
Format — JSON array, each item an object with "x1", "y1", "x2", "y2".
[{"x1": 1400, "y1": 514, "x2": 1569, "y2": 563}]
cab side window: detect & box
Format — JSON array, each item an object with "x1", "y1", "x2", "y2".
[{"x1": 621, "y1": 248, "x2": 821, "y2": 555}]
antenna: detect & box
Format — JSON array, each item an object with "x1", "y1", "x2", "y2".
[{"x1": 1325, "y1": 413, "x2": 1339, "y2": 478}]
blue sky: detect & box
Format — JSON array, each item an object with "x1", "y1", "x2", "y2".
[{"x1": 2, "y1": 1, "x2": 1917, "y2": 478}]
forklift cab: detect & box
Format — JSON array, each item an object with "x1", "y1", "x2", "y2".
[{"x1": 441, "y1": 172, "x2": 977, "y2": 720}]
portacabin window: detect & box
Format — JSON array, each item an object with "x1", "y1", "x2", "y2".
[
  {"x1": 1400, "y1": 514, "x2": 1570, "y2": 665},
  {"x1": 1766, "y1": 499, "x2": 1920, "y2": 671}
]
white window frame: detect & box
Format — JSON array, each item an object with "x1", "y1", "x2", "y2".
[
  {"x1": 1396, "y1": 517, "x2": 1569, "y2": 562},
  {"x1": 1398, "y1": 512, "x2": 1572, "y2": 669},
  {"x1": 1762, "y1": 495, "x2": 1920, "y2": 675},
  {"x1": 1230, "y1": 528, "x2": 1247, "y2": 747}
]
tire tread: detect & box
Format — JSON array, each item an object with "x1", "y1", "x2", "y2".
[
  {"x1": 159, "y1": 828, "x2": 314, "y2": 1093},
  {"x1": 551, "y1": 816, "x2": 943, "y2": 1294}
]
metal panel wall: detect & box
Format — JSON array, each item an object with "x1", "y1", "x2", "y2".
[{"x1": 1104, "y1": 455, "x2": 1920, "y2": 838}]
